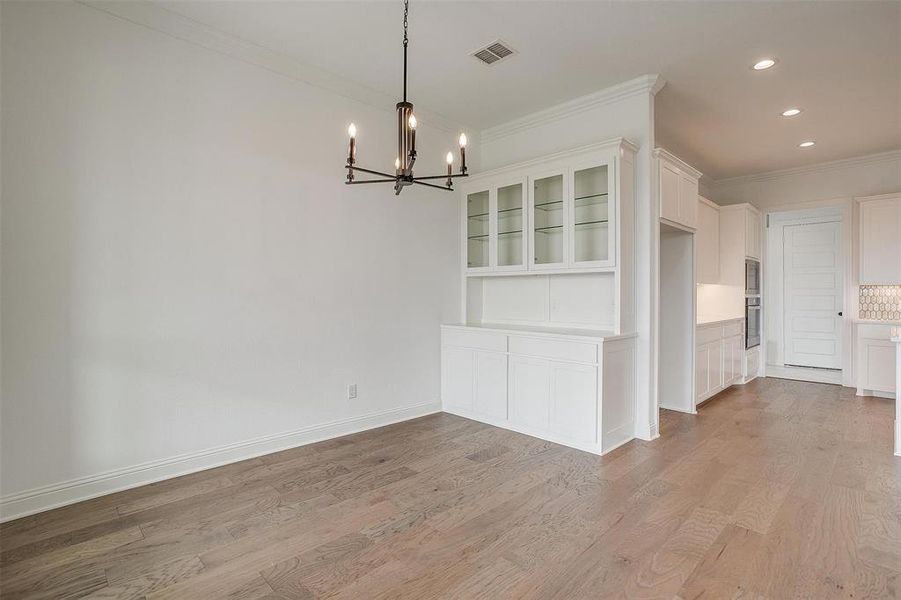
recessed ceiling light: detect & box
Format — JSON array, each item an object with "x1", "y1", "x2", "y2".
[
  {"x1": 799, "y1": 141, "x2": 815, "y2": 147},
  {"x1": 752, "y1": 58, "x2": 777, "y2": 70},
  {"x1": 781, "y1": 108, "x2": 802, "y2": 117}
]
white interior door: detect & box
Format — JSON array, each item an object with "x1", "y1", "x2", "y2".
[{"x1": 783, "y1": 221, "x2": 843, "y2": 369}]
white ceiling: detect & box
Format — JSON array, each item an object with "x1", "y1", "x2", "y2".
[{"x1": 152, "y1": 0, "x2": 901, "y2": 179}]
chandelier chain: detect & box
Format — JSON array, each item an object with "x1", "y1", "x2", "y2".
[{"x1": 403, "y1": 0, "x2": 409, "y2": 47}]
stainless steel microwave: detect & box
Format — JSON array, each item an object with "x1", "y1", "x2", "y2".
[{"x1": 745, "y1": 258, "x2": 761, "y2": 296}]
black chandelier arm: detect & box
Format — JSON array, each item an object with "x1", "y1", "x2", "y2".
[
  {"x1": 411, "y1": 179, "x2": 454, "y2": 191},
  {"x1": 346, "y1": 165, "x2": 397, "y2": 179},
  {"x1": 346, "y1": 178, "x2": 398, "y2": 185},
  {"x1": 411, "y1": 173, "x2": 469, "y2": 182}
]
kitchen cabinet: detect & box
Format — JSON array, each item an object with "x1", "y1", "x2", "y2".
[
  {"x1": 695, "y1": 319, "x2": 744, "y2": 405},
  {"x1": 696, "y1": 197, "x2": 721, "y2": 284},
  {"x1": 858, "y1": 193, "x2": 901, "y2": 284},
  {"x1": 462, "y1": 140, "x2": 634, "y2": 275},
  {"x1": 655, "y1": 148, "x2": 701, "y2": 231},
  {"x1": 441, "y1": 324, "x2": 636, "y2": 455},
  {"x1": 720, "y1": 203, "x2": 763, "y2": 282},
  {"x1": 745, "y1": 208, "x2": 762, "y2": 260},
  {"x1": 856, "y1": 322, "x2": 898, "y2": 396}
]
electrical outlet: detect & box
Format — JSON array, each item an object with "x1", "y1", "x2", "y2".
[{"x1": 347, "y1": 384, "x2": 357, "y2": 400}]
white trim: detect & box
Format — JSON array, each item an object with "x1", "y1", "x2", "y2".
[
  {"x1": 464, "y1": 138, "x2": 638, "y2": 185},
  {"x1": 766, "y1": 365, "x2": 843, "y2": 385},
  {"x1": 709, "y1": 149, "x2": 901, "y2": 188},
  {"x1": 653, "y1": 147, "x2": 703, "y2": 179},
  {"x1": 76, "y1": 1, "x2": 469, "y2": 135},
  {"x1": 480, "y1": 75, "x2": 665, "y2": 143},
  {"x1": 0, "y1": 401, "x2": 440, "y2": 522}
]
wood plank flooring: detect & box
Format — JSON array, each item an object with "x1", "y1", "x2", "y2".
[{"x1": 1, "y1": 377, "x2": 899, "y2": 599}]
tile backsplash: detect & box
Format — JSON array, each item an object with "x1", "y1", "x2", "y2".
[{"x1": 859, "y1": 285, "x2": 901, "y2": 321}]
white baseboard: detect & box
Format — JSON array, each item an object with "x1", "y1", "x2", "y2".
[
  {"x1": 766, "y1": 364, "x2": 842, "y2": 385},
  {"x1": 0, "y1": 401, "x2": 440, "y2": 523}
]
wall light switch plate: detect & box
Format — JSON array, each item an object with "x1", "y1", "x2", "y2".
[{"x1": 347, "y1": 384, "x2": 358, "y2": 400}]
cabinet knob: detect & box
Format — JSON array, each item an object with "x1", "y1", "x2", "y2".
[{"x1": 838, "y1": 311, "x2": 843, "y2": 316}]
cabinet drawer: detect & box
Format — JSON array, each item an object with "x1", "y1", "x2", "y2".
[
  {"x1": 508, "y1": 336, "x2": 597, "y2": 364},
  {"x1": 724, "y1": 321, "x2": 743, "y2": 338},
  {"x1": 442, "y1": 329, "x2": 507, "y2": 352},
  {"x1": 696, "y1": 325, "x2": 723, "y2": 345}
]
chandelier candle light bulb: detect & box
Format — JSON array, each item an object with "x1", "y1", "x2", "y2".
[
  {"x1": 342, "y1": 0, "x2": 468, "y2": 195},
  {"x1": 446, "y1": 151, "x2": 453, "y2": 186},
  {"x1": 459, "y1": 133, "x2": 467, "y2": 174}
]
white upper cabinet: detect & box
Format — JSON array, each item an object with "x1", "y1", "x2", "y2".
[
  {"x1": 529, "y1": 169, "x2": 568, "y2": 269},
  {"x1": 858, "y1": 193, "x2": 901, "y2": 284},
  {"x1": 696, "y1": 197, "x2": 720, "y2": 284},
  {"x1": 655, "y1": 148, "x2": 701, "y2": 231},
  {"x1": 465, "y1": 178, "x2": 528, "y2": 273},
  {"x1": 462, "y1": 139, "x2": 634, "y2": 275},
  {"x1": 571, "y1": 159, "x2": 615, "y2": 268},
  {"x1": 744, "y1": 207, "x2": 762, "y2": 260}
]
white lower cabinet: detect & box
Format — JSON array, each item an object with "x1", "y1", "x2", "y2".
[
  {"x1": 441, "y1": 325, "x2": 635, "y2": 455},
  {"x1": 856, "y1": 323, "x2": 898, "y2": 396},
  {"x1": 474, "y1": 351, "x2": 508, "y2": 420},
  {"x1": 548, "y1": 362, "x2": 598, "y2": 445},
  {"x1": 696, "y1": 320, "x2": 745, "y2": 405},
  {"x1": 508, "y1": 356, "x2": 551, "y2": 430}
]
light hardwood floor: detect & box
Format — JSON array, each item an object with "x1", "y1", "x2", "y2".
[{"x1": 1, "y1": 377, "x2": 899, "y2": 599}]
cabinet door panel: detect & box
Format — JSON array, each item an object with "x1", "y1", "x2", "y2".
[
  {"x1": 863, "y1": 342, "x2": 897, "y2": 393},
  {"x1": 496, "y1": 181, "x2": 526, "y2": 270},
  {"x1": 473, "y1": 351, "x2": 508, "y2": 420},
  {"x1": 571, "y1": 162, "x2": 613, "y2": 267},
  {"x1": 530, "y1": 171, "x2": 568, "y2": 268},
  {"x1": 660, "y1": 164, "x2": 680, "y2": 223},
  {"x1": 442, "y1": 347, "x2": 473, "y2": 411},
  {"x1": 709, "y1": 341, "x2": 724, "y2": 393},
  {"x1": 465, "y1": 190, "x2": 490, "y2": 270},
  {"x1": 549, "y1": 362, "x2": 597, "y2": 444},
  {"x1": 508, "y1": 356, "x2": 550, "y2": 430},
  {"x1": 679, "y1": 175, "x2": 698, "y2": 229},
  {"x1": 696, "y1": 345, "x2": 710, "y2": 400},
  {"x1": 696, "y1": 201, "x2": 720, "y2": 284},
  {"x1": 860, "y1": 198, "x2": 901, "y2": 284}
]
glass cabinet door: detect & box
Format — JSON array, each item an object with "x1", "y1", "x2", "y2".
[
  {"x1": 496, "y1": 182, "x2": 525, "y2": 268},
  {"x1": 466, "y1": 190, "x2": 489, "y2": 269},
  {"x1": 572, "y1": 163, "x2": 612, "y2": 265},
  {"x1": 531, "y1": 173, "x2": 566, "y2": 267}
]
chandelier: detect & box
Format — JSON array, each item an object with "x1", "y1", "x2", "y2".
[{"x1": 344, "y1": 0, "x2": 468, "y2": 195}]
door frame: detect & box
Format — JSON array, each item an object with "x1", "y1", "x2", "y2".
[{"x1": 765, "y1": 203, "x2": 853, "y2": 386}]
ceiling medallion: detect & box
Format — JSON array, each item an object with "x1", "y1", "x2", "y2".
[{"x1": 344, "y1": 0, "x2": 468, "y2": 195}]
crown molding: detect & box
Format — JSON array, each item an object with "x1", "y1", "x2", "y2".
[
  {"x1": 708, "y1": 148, "x2": 901, "y2": 188},
  {"x1": 654, "y1": 147, "x2": 703, "y2": 179},
  {"x1": 77, "y1": 0, "x2": 470, "y2": 135},
  {"x1": 480, "y1": 74, "x2": 665, "y2": 144}
]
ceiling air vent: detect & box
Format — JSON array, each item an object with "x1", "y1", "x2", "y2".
[{"x1": 471, "y1": 40, "x2": 516, "y2": 66}]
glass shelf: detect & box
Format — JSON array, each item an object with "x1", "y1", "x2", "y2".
[
  {"x1": 534, "y1": 200, "x2": 563, "y2": 211},
  {"x1": 468, "y1": 229, "x2": 524, "y2": 240},
  {"x1": 468, "y1": 206, "x2": 523, "y2": 222},
  {"x1": 535, "y1": 225, "x2": 563, "y2": 233},
  {"x1": 575, "y1": 219, "x2": 608, "y2": 227}
]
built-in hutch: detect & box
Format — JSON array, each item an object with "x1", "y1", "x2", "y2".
[{"x1": 442, "y1": 139, "x2": 638, "y2": 455}]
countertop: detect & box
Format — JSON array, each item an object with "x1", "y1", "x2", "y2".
[
  {"x1": 697, "y1": 315, "x2": 744, "y2": 326},
  {"x1": 442, "y1": 322, "x2": 635, "y2": 342}
]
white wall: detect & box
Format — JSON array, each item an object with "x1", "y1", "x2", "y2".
[
  {"x1": 0, "y1": 1, "x2": 464, "y2": 518},
  {"x1": 479, "y1": 75, "x2": 662, "y2": 439}
]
